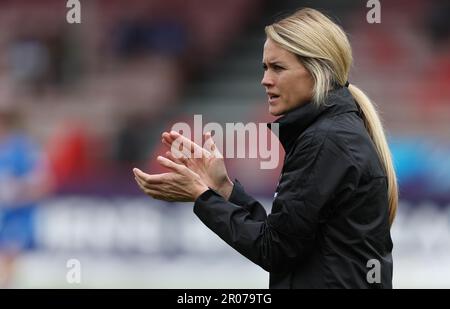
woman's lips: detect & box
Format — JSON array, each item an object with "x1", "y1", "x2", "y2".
[{"x1": 268, "y1": 96, "x2": 279, "y2": 105}]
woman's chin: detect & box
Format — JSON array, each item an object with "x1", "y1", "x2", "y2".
[{"x1": 269, "y1": 106, "x2": 284, "y2": 116}]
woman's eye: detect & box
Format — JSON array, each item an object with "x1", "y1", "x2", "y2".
[
  {"x1": 273, "y1": 65, "x2": 284, "y2": 71},
  {"x1": 262, "y1": 64, "x2": 284, "y2": 71}
]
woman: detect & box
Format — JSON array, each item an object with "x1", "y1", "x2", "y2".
[{"x1": 133, "y1": 8, "x2": 398, "y2": 288}]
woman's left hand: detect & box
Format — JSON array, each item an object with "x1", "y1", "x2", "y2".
[{"x1": 133, "y1": 156, "x2": 209, "y2": 202}]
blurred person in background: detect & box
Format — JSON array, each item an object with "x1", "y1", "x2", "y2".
[
  {"x1": 134, "y1": 8, "x2": 398, "y2": 288},
  {"x1": 0, "y1": 108, "x2": 54, "y2": 288}
]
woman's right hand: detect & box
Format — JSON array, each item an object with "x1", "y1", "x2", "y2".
[{"x1": 161, "y1": 131, "x2": 234, "y2": 200}]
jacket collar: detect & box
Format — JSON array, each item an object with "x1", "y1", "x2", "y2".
[{"x1": 268, "y1": 87, "x2": 360, "y2": 153}]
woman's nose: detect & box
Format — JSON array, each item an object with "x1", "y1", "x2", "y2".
[{"x1": 261, "y1": 72, "x2": 274, "y2": 87}]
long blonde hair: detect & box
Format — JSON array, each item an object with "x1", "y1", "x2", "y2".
[{"x1": 265, "y1": 8, "x2": 398, "y2": 225}]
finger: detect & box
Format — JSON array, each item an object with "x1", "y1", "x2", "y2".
[
  {"x1": 162, "y1": 132, "x2": 175, "y2": 148},
  {"x1": 162, "y1": 138, "x2": 171, "y2": 149},
  {"x1": 173, "y1": 134, "x2": 196, "y2": 157},
  {"x1": 162, "y1": 131, "x2": 173, "y2": 141},
  {"x1": 135, "y1": 176, "x2": 156, "y2": 195},
  {"x1": 144, "y1": 189, "x2": 164, "y2": 200},
  {"x1": 157, "y1": 156, "x2": 186, "y2": 174},
  {"x1": 135, "y1": 173, "x2": 154, "y2": 188},
  {"x1": 204, "y1": 132, "x2": 223, "y2": 158},
  {"x1": 171, "y1": 136, "x2": 208, "y2": 160},
  {"x1": 170, "y1": 131, "x2": 210, "y2": 158},
  {"x1": 135, "y1": 176, "x2": 147, "y2": 191},
  {"x1": 165, "y1": 151, "x2": 186, "y2": 165},
  {"x1": 136, "y1": 178, "x2": 163, "y2": 197},
  {"x1": 169, "y1": 130, "x2": 182, "y2": 139},
  {"x1": 135, "y1": 174, "x2": 171, "y2": 194},
  {"x1": 171, "y1": 137, "x2": 194, "y2": 159},
  {"x1": 135, "y1": 178, "x2": 165, "y2": 200},
  {"x1": 133, "y1": 168, "x2": 165, "y2": 184}
]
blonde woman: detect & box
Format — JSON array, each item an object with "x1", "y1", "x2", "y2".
[{"x1": 134, "y1": 8, "x2": 398, "y2": 288}]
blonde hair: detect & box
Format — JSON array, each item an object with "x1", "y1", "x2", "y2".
[{"x1": 265, "y1": 8, "x2": 398, "y2": 225}]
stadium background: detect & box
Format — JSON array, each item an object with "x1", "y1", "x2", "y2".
[{"x1": 0, "y1": 0, "x2": 449, "y2": 288}]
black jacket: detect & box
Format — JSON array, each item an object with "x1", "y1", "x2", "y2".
[{"x1": 194, "y1": 87, "x2": 393, "y2": 288}]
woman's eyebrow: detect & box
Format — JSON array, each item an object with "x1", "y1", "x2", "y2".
[{"x1": 262, "y1": 60, "x2": 286, "y2": 66}]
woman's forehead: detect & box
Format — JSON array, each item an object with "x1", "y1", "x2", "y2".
[{"x1": 263, "y1": 40, "x2": 296, "y2": 63}]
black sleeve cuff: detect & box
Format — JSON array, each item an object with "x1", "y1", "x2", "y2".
[
  {"x1": 194, "y1": 179, "x2": 256, "y2": 212},
  {"x1": 194, "y1": 187, "x2": 221, "y2": 209},
  {"x1": 228, "y1": 179, "x2": 256, "y2": 207},
  {"x1": 195, "y1": 188, "x2": 218, "y2": 202}
]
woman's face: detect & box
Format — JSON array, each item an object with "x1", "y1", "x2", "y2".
[{"x1": 261, "y1": 38, "x2": 314, "y2": 116}]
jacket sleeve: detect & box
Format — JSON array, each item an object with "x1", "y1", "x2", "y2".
[
  {"x1": 193, "y1": 133, "x2": 359, "y2": 273},
  {"x1": 227, "y1": 179, "x2": 268, "y2": 221}
]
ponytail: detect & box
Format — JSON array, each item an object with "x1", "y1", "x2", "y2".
[{"x1": 348, "y1": 84, "x2": 398, "y2": 225}]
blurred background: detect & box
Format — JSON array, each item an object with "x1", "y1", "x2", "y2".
[{"x1": 0, "y1": 0, "x2": 449, "y2": 288}]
